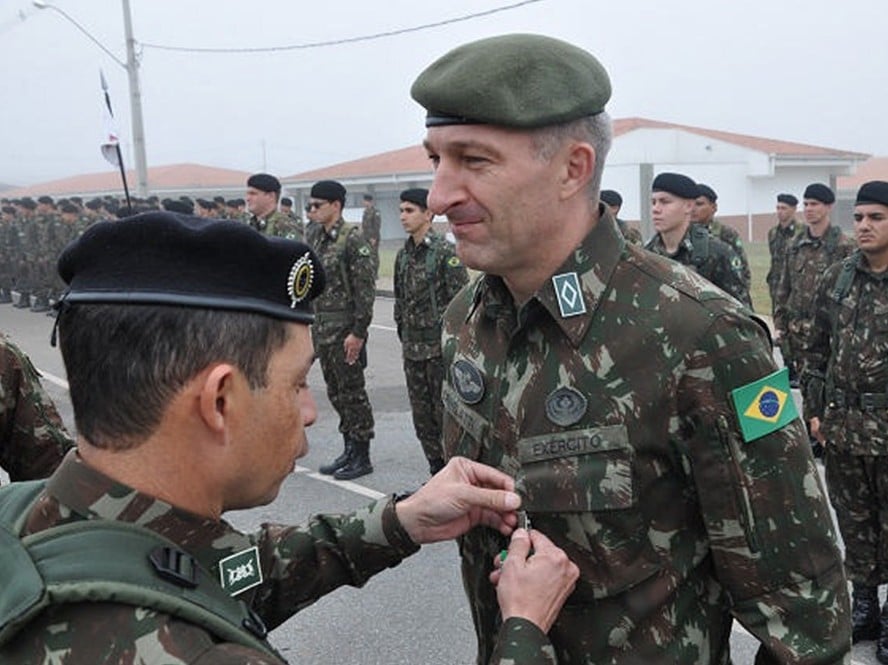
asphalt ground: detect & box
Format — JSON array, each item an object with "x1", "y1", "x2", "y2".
[{"x1": 0, "y1": 297, "x2": 876, "y2": 664}]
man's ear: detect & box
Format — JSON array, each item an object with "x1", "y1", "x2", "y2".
[
  {"x1": 561, "y1": 142, "x2": 595, "y2": 200},
  {"x1": 198, "y1": 363, "x2": 238, "y2": 434}
]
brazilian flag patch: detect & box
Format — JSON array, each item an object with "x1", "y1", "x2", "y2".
[{"x1": 730, "y1": 367, "x2": 799, "y2": 443}]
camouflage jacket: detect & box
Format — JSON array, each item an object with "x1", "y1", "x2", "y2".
[
  {"x1": 393, "y1": 230, "x2": 469, "y2": 360},
  {"x1": 644, "y1": 224, "x2": 752, "y2": 307},
  {"x1": 766, "y1": 218, "x2": 804, "y2": 289},
  {"x1": 700, "y1": 218, "x2": 752, "y2": 290},
  {"x1": 249, "y1": 210, "x2": 303, "y2": 240},
  {"x1": 798, "y1": 250, "x2": 888, "y2": 455},
  {"x1": 442, "y1": 208, "x2": 849, "y2": 664},
  {"x1": 309, "y1": 218, "x2": 376, "y2": 345},
  {"x1": 773, "y1": 225, "x2": 855, "y2": 337},
  {"x1": 615, "y1": 218, "x2": 643, "y2": 245},
  {"x1": 361, "y1": 205, "x2": 381, "y2": 246},
  {"x1": 0, "y1": 453, "x2": 554, "y2": 664},
  {"x1": 0, "y1": 334, "x2": 73, "y2": 483}
]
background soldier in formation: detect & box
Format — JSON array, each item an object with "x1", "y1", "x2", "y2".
[
  {"x1": 774, "y1": 183, "x2": 855, "y2": 390},
  {"x1": 361, "y1": 193, "x2": 382, "y2": 277},
  {"x1": 307, "y1": 180, "x2": 376, "y2": 480},
  {"x1": 692, "y1": 183, "x2": 752, "y2": 297},
  {"x1": 0, "y1": 211, "x2": 579, "y2": 663},
  {"x1": 393, "y1": 188, "x2": 468, "y2": 474},
  {"x1": 0, "y1": 332, "x2": 73, "y2": 484},
  {"x1": 245, "y1": 173, "x2": 302, "y2": 239},
  {"x1": 599, "y1": 189, "x2": 642, "y2": 244},
  {"x1": 413, "y1": 33, "x2": 849, "y2": 664},
  {"x1": 645, "y1": 172, "x2": 752, "y2": 306},
  {"x1": 767, "y1": 193, "x2": 804, "y2": 316},
  {"x1": 800, "y1": 180, "x2": 888, "y2": 663}
]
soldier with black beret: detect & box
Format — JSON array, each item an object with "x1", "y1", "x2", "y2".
[
  {"x1": 0, "y1": 211, "x2": 535, "y2": 663},
  {"x1": 799, "y1": 180, "x2": 888, "y2": 660},
  {"x1": 361, "y1": 193, "x2": 382, "y2": 277},
  {"x1": 307, "y1": 180, "x2": 377, "y2": 480},
  {"x1": 774, "y1": 181, "x2": 854, "y2": 392},
  {"x1": 691, "y1": 183, "x2": 752, "y2": 297},
  {"x1": 600, "y1": 189, "x2": 642, "y2": 245},
  {"x1": 245, "y1": 173, "x2": 302, "y2": 240},
  {"x1": 394, "y1": 187, "x2": 468, "y2": 474},
  {"x1": 413, "y1": 32, "x2": 848, "y2": 663},
  {"x1": 645, "y1": 172, "x2": 751, "y2": 306},
  {"x1": 768, "y1": 193, "x2": 804, "y2": 316}
]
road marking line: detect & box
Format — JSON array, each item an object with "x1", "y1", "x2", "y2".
[
  {"x1": 370, "y1": 323, "x2": 397, "y2": 332},
  {"x1": 293, "y1": 465, "x2": 387, "y2": 500},
  {"x1": 37, "y1": 370, "x2": 68, "y2": 390}
]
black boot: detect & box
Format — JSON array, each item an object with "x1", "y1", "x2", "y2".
[
  {"x1": 319, "y1": 438, "x2": 352, "y2": 475},
  {"x1": 878, "y1": 599, "x2": 888, "y2": 664},
  {"x1": 334, "y1": 439, "x2": 372, "y2": 480},
  {"x1": 0, "y1": 288, "x2": 10, "y2": 304},
  {"x1": 852, "y1": 583, "x2": 880, "y2": 643}
]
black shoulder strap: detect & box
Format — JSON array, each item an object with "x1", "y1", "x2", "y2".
[
  {"x1": 0, "y1": 485, "x2": 280, "y2": 660},
  {"x1": 689, "y1": 225, "x2": 710, "y2": 267}
]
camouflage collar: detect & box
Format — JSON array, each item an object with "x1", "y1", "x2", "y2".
[{"x1": 46, "y1": 452, "x2": 255, "y2": 580}]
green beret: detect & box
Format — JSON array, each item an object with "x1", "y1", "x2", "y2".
[{"x1": 411, "y1": 33, "x2": 611, "y2": 129}]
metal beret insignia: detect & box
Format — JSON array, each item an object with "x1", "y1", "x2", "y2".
[
  {"x1": 545, "y1": 387, "x2": 588, "y2": 427},
  {"x1": 358, "y1": 246, "x2": 371, "y2": 257},
  {"x1": 447, "y1": 256, "x2": 462, "y2": 267},
  {"x1": 452, "y1": 359, "x2": 485, "y2": 405},
  {"x1": 287, "y1": 251, "x2": 314, "y2": 306}
]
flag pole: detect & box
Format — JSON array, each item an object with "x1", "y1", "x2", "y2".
[{"x1": 100, "y1": 69, "x2": 133, "y2": 214}]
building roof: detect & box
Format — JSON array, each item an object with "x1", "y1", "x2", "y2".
[
  {"x1": 2, "y1": 163, "x2": 253, "y2": 199},
  {"x1": 837, "y1": 156, "x2": 888, "y2": 191}
]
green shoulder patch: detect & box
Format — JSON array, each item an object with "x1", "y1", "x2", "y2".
[
  {"x1": 447, "y1": 256, "x2": 462, "y2": 267},
  {"x1": 730, "y1": 367, "x2": 799, "y2": 443}
]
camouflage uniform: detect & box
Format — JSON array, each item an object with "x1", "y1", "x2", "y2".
[
  {"x1": 644, "y1": 224, "x2": 752, "y2": 307},
  {"x1": 249, "y1": 210, "x2": 303, "y2": 240},
  {"x1": 362, "y1": 203, "x2": 382, "y2": 276},
  {"x1": 701, "y1": 218, "x2": 752, "y2": 294},
  {"x1": 442, "y1": 208, "x2": 849, "y2": 664},
  {"x1": 0, "y1": 334, "x2": 73, "y2": 483},
  {"x1": 774, "y1": 225, "x2": 854, "y2": 377},
  {"x1": 766, "y1": 217, "x2": 804, "y2": 315},
  {"x1": 310, "y1": 218, "x2": 375, "y2": 442},
  {"x1": 394, "y1": 230, "x2": 468, "y2": 472},
  {"x1": 799, "y1": 250, "x2": 888, "y2": 585},
  {"x1": 615, "y1": 217, "x2": 642, "y2": 245}
]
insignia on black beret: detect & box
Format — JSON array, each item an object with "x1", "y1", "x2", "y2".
[
  {"x1": 247, "y1": 173, "x2": 282, "y2": 194},
  {"x1": 652, "y1": 172, "x2": 698, "y2": 200},
  {"x1": 57, "y1": 212, "x2": 325, "y2": 324},
  {"x1": 411, "y1": 33, "x2": 611, "y2": 128},
  {"x1": 310, "y1": 180, "x2": 347, "y2": 204},
  {"x1": 599, "y1": 189, "x2": 622, "y2": 207},
  {"x1": 696, "y1": 184, "x2": 717, "y2": 202},
  {"x1": 803, "y1": 183, "x2": 835, "y2": 204},
  {"x1": 400, "y1": 188, "x2": 429, "y2": 208},
  {"x1": 777, "y1": 193, "x2": 798, "y2": 206},
  {"x1": 855, "y1": 180, "x2": 888, "y2": 208}
]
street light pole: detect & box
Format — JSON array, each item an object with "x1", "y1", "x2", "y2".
[{"x1": 33, "y1": 0, "x2": 149, "y2": 197}]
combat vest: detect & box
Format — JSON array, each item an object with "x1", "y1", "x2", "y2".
[
  {"x1": 396, "y1": 235, "x2": 444, "y2": 326},
  {"x1": 0, "y1": 480, "x2": 282, "y2": 661}
]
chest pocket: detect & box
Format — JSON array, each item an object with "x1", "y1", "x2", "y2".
[{"x1": 515, "y1": 425, "x2": 634, "y2": 513}]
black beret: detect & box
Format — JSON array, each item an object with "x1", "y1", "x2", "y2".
[
  {"x1": 58, "y1": 212, "x2": 325, "y2": 324},
  {"x1": 363, "y1": 194, "x2": 374, "y2": 201},
  {"x1": 652, "y1": 172, "x2": 698, "y2": 200},
  {"x1": 400, "y1": 188, "x2": 429, "y2": 208},
  {"x1": 411, "y1": 33, "x2": 611, "y2": 128},
  {"x1": 696, "y1": 184, "x2": 717, "y2": 202},
  {"x1": 19, "y1": 199, "x2": 37, "y2": 210},
  {"x1": 60, "y1": 203, "x2": 79, "y2": 215},
  {"x1": 247, "y1": 173, "x2": 281, "y2": 193},
  {"x1": 310, "y1": 180, "x2": 346, "y2": 204},
  {"x1": 213, "y1": 196, "x2": 225, "y2": 204},
  {"x1": 280, "y1": 197, "x2": 293, "y2": 207},
  {"x1": 85, "y1": 199, "x2": 103, "y2": 211},
  {"x1": 162, "y1": 199, "x2": 195, "y2": 215},
  {"x1": 777, "y1": 193, "x2": 798, "y2": 206},
  {"x1": 855, "y1": 180, "x2": 888, "y2": 208},
  {"x1": 803, "y1": 183, "x2": 835, "y2": 204},
  {"x1": 600, "y1": 189, "x2": 622, "y2": 207},
  {"x1": 37, "y1": 195, "x2": 54, "y2": 205}
]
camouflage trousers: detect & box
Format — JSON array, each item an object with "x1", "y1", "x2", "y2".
[
  {"x1": 824, "y1": 448, "x2": 888, "y2": 585},
  {"x1": 403, "y1": 356, "x2": 445, "y2": 469},
  {"x1": 317, "y1": 337, "x2": 374, "y2": 442}
]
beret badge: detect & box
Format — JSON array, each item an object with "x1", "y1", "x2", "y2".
[{"x1": 287, "y1": 252, "x2": 314, "y2": 307}]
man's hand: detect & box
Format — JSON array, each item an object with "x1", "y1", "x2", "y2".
[
  {"x1": 490, "y1": 529, "x2": 579, "y2": 634},
  {"x1": 810, "y1": 416, "x2": 826, "y2": 445},
  {"x1": 343, "y1": 334, "x2": 364, "y2": 365},
  {"x1": 395, "y1": 457, "x2": 521, "y2": 544}
]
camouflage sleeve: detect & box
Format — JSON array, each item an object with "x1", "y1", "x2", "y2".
[
  {"x1": 772, "y1": 253, "x2": 792, "y2": 335},
  {"x1": 346, "y1": 230, "x2": 376, "y2": 339},
  {"x1": 440, "y1": 245, "x2": 469, "y2": 307},
  {"x1": 0, "y1": 336, "x2": 74, "y2": 482},
  {"x1": 393, "y1": 248, "x2": 404, "y2": 336},
  {"x1": 488, "y1": 617, "x2": 557, "y2": 665},
  {"x1": 797, "y1": 268, "x2": 837, "y2": 420},
  {"x1": 250, "y1": 497, "x2": 420, "y2": 630},
  {"x1": 716, "y1": 247, "x2": 752, "y2": 308},
  {"x1": 682, "y1": 310, "x2": 850, "y2": 664}
]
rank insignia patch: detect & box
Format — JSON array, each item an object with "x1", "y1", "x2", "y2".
[
  {"x1": 451, "y1": 359, "x2": 485, "y2": 405},
  {"x1": 552, "y1": 272, "x2": 586, "y2": 318},
  {"x1": 730, "y1": 367, "x2": 799, "y2": 443},
  {"x1": 545, "y1": 386, "x2": 588, "y2": 427},
  {"x1": 219, "y1": 546, "x2": 263, "y2": 596}
]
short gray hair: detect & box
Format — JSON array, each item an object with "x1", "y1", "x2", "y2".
[{"x1": 531, "y1": 112, "x2": 612, "y2": 200}]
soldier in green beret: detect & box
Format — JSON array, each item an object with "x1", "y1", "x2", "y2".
[{"x1": 412, "y1": 32, "x2": 849, "y2": 664}]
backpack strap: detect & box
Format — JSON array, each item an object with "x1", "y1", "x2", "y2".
[
  {"x1": 0, "y1": 487, "x2": 281, "y2": 660},
  {"x1": 689, "y1": 224, "x2": 710, "y2": 268},
  {"x1": 830, "y1": 254, "x2": 858, "y2": 305}
]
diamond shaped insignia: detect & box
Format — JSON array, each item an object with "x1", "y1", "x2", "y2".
[{"x1": 552, "y1": 272, "x2": 586, "y2": 318}]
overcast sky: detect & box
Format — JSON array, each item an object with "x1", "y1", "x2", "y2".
[{"x1": 1, "y1": 0, "x2": 886, "y2": 187}]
